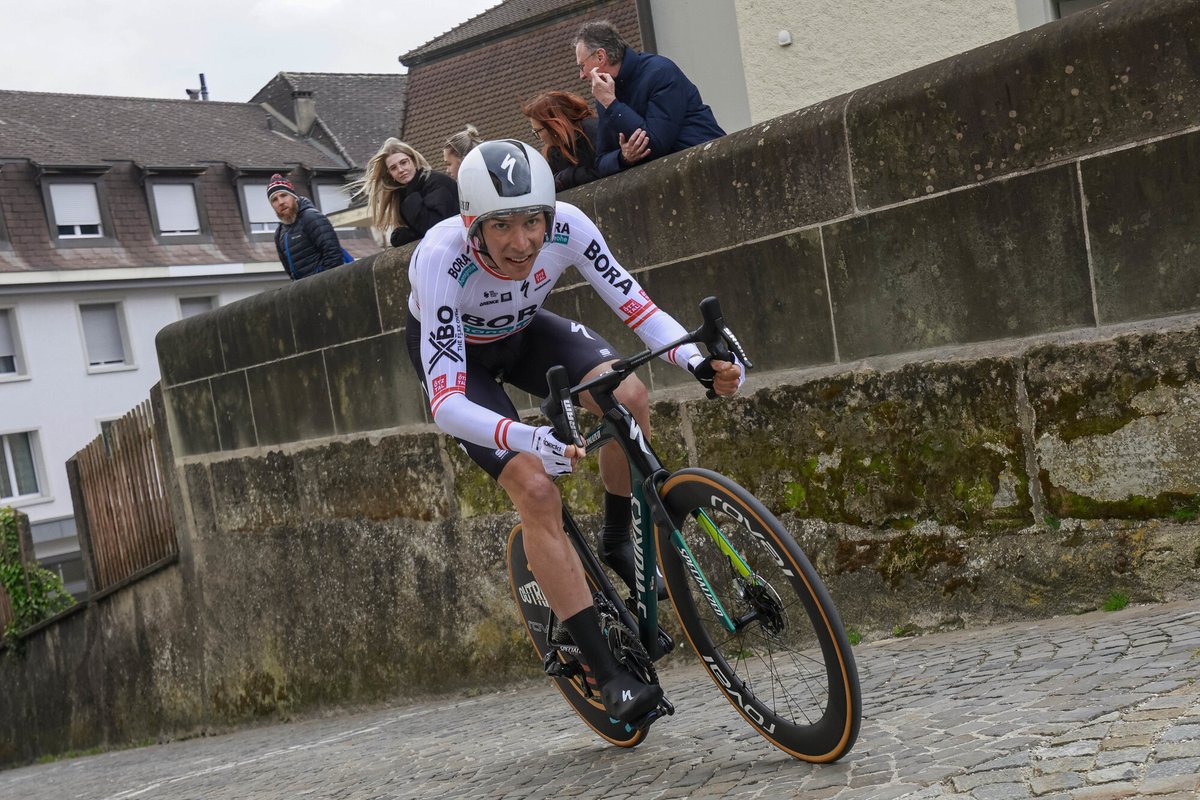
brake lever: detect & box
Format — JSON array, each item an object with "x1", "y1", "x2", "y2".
[{"x1": 542, "y1": 365, "x2": 585, "y2": 448}]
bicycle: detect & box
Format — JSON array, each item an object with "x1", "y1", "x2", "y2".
[{"x1": 505, "y1": 297, "x2": 862, "y2": 761}]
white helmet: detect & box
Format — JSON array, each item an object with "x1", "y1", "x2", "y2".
[{"x1": 457, "y1": 140, "x2": 556, "y2": 249}]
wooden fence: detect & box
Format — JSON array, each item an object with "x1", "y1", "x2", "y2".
[
  {"x1": 71, "y1": 398, "x2": 178, "y2": 594},
  {"x1": 0, "y1": 587, "x2": 11, "y2": 631}
]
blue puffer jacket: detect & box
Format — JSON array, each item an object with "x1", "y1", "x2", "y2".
[
  {"x1": 594, "y1": 49, "x2": 726, "y2": 177},
  {"x1": 274, "y1": 197, "x2": 345, "y2": 280}
]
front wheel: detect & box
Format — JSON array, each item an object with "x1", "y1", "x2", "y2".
[{"x1": 655, "y1": 468, "x2": 861, "y2": 761}]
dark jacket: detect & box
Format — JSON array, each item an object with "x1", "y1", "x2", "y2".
[
  {"x1": 274, "y1": 197, "x2": 345, "y2": 280},
  {"x1": 390, "y1": 169, "x2": 459, "y2": 247},
  {"x1": 594, "y1": 49, "x2": 725, "y2": 177},
  {"x1": 547, "y1": 116, "x2": 601, "y2": 192}
]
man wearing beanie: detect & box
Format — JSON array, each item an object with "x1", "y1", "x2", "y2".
[{"x1": 268, "y1": 173, "x2": 348, "y2": 280}]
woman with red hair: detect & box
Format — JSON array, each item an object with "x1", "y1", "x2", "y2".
[{"x1": 521, "y1": 91, "x2": 602, "y2": 191}]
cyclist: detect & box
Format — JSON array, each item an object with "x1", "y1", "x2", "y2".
[{"x1": 405, "y1": 140, "x2": 741, "y2": 724}]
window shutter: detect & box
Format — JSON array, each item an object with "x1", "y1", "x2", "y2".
[
  {"x1": 316, "y1": 184, "x2": 351, "y2": 214},
  {"x1": 243, "y1": 183, "x2": 277, "y2": 225},
  {"x1": 49, "y1": 183, "x2": 102, "y2": 226},
  {"x1": 153, "y1": 183, "x2": 201, "y2": 233},
  {"x1": 0, "y1": 310, "x2": 15, "y2": 359},
  {"x1": 180, "y1": 296, "x2": 215, "y2": 318},
  {"x1": 80, "y1": 303, "x2": 126, "y2": 365},
  {"x1": 8, "y1": 433, "x2": 38, "y2": 496}
]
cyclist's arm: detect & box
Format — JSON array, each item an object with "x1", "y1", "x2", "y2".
[
  {"x1": 413, "y1": 246, "x2": 542, "y2": 454},
  {"x1": 566, "y1": 208, "x2": 704, "y2": 370}
]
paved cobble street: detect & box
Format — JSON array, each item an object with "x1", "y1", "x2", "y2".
[{"x1": 3, "y1": 601, "x2": 1199, "y2": 799}]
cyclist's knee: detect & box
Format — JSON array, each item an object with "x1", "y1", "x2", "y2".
[
  {"x1": 614, "y1": 373, "x2": 649, "y2": 420},
  {"x1": 499, "y1": 454, "x2": 562, "y2": 513}
]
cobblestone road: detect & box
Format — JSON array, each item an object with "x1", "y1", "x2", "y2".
[{"x1": 3, "y1": 601, "x2": 1199, "y2": 800}]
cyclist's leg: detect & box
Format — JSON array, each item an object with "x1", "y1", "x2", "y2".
[
  {"x1": 498, "y1": 454, "x2": 591, "y2": 618},
  {"x1": 501, "y1": 312, "x2": 652, "y2": 596}
]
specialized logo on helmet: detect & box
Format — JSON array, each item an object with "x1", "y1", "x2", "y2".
[{"x1": 487, "y1": 144, "x2": 532, "y2": 196}]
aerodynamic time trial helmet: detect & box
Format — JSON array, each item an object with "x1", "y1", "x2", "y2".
[{"x1": 457, "y1": 139, "x2": 556, "y2": 248}]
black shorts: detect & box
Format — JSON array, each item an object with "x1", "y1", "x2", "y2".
[{"x1": 406, "y1": 310, "x2": 617, "y2": 479}]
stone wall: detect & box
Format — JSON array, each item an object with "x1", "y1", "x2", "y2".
[{"x1": 3, "y1": 0, "x2": 1199, "y2": 767}]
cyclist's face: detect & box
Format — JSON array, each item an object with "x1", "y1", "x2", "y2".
[{"x1": 480, "y1": 212, "x2": 546, "y2": 280}]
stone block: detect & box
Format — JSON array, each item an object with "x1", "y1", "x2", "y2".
[
  {"x1": 209, "y1": 450, "x2": 302, "y2": 533},
  {"x1": 686, "y1": 357, "x2": 1030, "y2": 529},
  {"x1": 245, "y1": 351, "x2": 335, "y2": 446},
  {"x1": 847, "y1": 0, "x2": 1200, "y2": 208},
  {"x1": 292, "y1": 434, "x2": 453, "y2": 522},
  {"x1": 593, "y1": 96, "x2": 851, "y2": 269},
  {"x1": 825, "y1": 166, "x2": 1093, "y2": 361},
  {"x1": 1024, "y1": 326, "x2": 1200, "y2": 518},
  {"x1": 156, "y1": 310, "x2": 223, "y2": 386},
  {"x1": 210, "y1": 371, "x2": 256, "y2": 452},
  {"x1": 373, "y1": 247, "x2": 413, "y2": 332},
  {"x1": 323, "y1": 332, "x2": 427, "y2": 434},
  {"x1": 290, "y1": 258, "x2": 382, "y2": 352},
  {"x1": 638, "y1": 229, "x2": 835, "y2": 388},
  {"x1": 219, "y1": 284, "x2": 296, "y2": 371},
  {"x1": 163, "y1": 380, "x2": 219, "y2": 457},
  {"x1": 1082, "y1": 129, "x2": 1200, "y2": 324}
]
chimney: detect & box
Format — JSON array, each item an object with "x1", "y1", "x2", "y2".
[
  {"x1": 292, "y1": 90, "x2": 316, "y2": 137},
  {"x1": 200, "y1": 73, "x2": 209, "y2": 101}
]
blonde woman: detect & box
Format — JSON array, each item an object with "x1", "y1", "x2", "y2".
[
  {"x1": 443, "y1": 124, "x2": 482, "y2": 179},
  {"x1": 360, "y1": 138, "x2": 458, "y2": 247}
]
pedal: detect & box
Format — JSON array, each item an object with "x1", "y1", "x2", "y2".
[
  {"x1": 543, "y1": 648, "x2": 583, "y2": 680},
  {"x1": 609, "y1": 694, "x2": 675, "y2": 733}
]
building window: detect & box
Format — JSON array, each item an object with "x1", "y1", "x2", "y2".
[
  {"x1": 49, "y1": 183, "x2": 105, "y2": 238},
  {"x1": 316, "y1": 183, "x2": 355, "y2": 230},
  {"x1": 1, "y1": 431, "x2": 42, "y2": 502},
  {"x1": 0, "y1": 307, "x2": 26, "y2": 377},
  {"x1": 179, "y1": 295, "x2": 216, "y2": 319},
  {"x1": 242, "y1": 183, "x2": 278, "y2": 234},
  {"x1": 150, "y1": 183, "x2": 202, "y2": 236},
  {"x1": 79, "y1": 301, "x2": 132, "y2": 369}
]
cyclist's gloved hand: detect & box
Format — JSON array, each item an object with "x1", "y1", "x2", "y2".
[{"x1": 531, "y1": 425, "x2": 574, "y2": 476}]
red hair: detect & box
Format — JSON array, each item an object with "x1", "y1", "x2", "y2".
[{"x1": 521, "y1": 91, "x2": 595, "y2": 166}]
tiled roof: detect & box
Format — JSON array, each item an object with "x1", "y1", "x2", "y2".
[
  {"x1": 400, "y1": 0, "x2": 640, "y2": 164},
  {"x1": 248, "y1": 73, "x2": 406, "y2": 168},
  {"x1": 0, "y1": 90, "x2": 346, "y2": 169},
  {"x1": 402, "y1": 0, "x2": 604, "y2": 63}
]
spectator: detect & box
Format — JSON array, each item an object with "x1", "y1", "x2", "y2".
[
  {"x1": 574, "y1": 20, "x2": 725, "y2": 177},
  {"x1": 268, "y1": 174, "x2": 347, "y2": 280},
  {"x1": 521, "y1": 91, "x2": 601, "y2": 191},
  {"x1": 359, "y1": 138, "x2": 458, "y2": 247},
  {"x1": 443, "y1": 124, "x2": 482, "y2": 179}
]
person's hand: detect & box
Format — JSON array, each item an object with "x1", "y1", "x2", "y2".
[
  {"x1": 690, "y1": 358, "x2": 743, "y2": 397},
  {"x1": 709, "y1": 360, "x2": 741, "y2": 396},
  {"x1": 619, "y1": 128, "x2": 651, "y2": 165},
  {"x1": 532, "y1": 426, "x2": 581, "y2": 475},
  {"x1": 589, "y1": 67, "x2": 616, "y2": 108}
]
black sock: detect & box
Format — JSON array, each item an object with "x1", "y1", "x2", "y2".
[
  {"x1": 602, "y1": 491, "x2": 632, "y2": 551},
  {"x1": 561, "y1": 606, "x2": 619, "y2": 684}
]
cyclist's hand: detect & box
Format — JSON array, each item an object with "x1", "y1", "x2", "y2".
[
  {"x1": 709, "y1": 359, "x2": 742, "y2": 396},
  {"x1": 532, "y1": 425, "x2": 580, "y2": 476},
  {"x1": 690, "y1": 357, "x2": 743, "y2": 397}
]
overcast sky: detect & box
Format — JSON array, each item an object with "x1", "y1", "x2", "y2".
[{"x1": 1, "y1": 0, "x2": 500, "y2": 102}]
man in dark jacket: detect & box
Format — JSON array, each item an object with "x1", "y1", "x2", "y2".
[
  {"x1": 269, "y1": 174, "x2": 347, "y2": 280},
  {"x1": 574, "y1": 20, "x2": 725, "y2": 177}
]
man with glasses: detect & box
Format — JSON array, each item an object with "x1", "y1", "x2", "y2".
[{"x1": 573, "y1": 20, "x2": 725, "y2": 177}]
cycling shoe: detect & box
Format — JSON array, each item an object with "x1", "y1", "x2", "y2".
[
  {"x1": 600, "y1": 666, "x2": 664, "y2": 724},
  {"x1": 600, "y1": 537, "x2": 669, "y2": 601}
]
